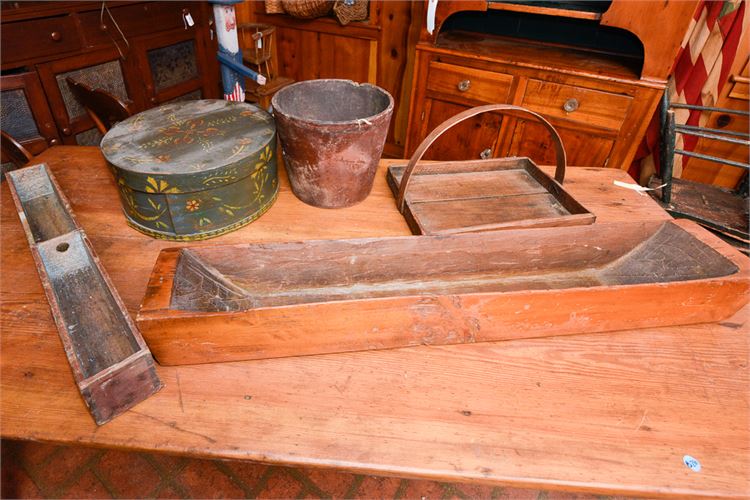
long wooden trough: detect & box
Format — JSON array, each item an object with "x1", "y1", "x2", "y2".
[
  {"x1": 6, "y1": 164, "x2": 163, "y2": 425},
  {"x1": 137, "y1": 219, "x2": 749, "y2": 365}
]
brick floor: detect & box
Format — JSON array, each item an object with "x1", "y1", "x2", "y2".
[{"x1": 1, "y1": 439, "x2": 628, "y2": 499}]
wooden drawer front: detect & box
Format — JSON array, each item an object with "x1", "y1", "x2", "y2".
[
  {"x1": 79, "y1": 3, "x2": 202, "y2": 48},
  {"x1": 522, "y1": 79, "x2": 632, "y2": 132},
  {"x1": 427, "y1": 61, "x2": 513, "y2": 104},
  {"x1": 2, "y1": 16, "x2": 81, "y2": 66}
]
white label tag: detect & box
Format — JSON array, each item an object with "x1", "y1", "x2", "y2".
[
  {"x1": 184, "y1": 12, "x2": 195, "y2": 27},
  {"x1": 426, "y1": 0, "x2": 438, "y2": 35}
]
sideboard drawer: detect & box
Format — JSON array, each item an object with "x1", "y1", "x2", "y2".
[
  {"x1": 522, "y1": 79, "x2": 632, "y2": 132},
  {"x1": 2, "y1": 16, "x2": 81, "y2": 66},
  {"x1": 79, "y1": 2, "x2": 201, "y2": 48},
  {"x1": 427, "y1": 61, "x2": 513, "y2": 104}
]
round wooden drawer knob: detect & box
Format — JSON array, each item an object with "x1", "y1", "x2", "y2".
[
  {"x1": 457, "y1": 80, "x2": 471, "y2": 92},
  {"x1": 50, "y1": 31, "x2": 62, "y2": 41},
  {"x1": 563, "y1": 98, "x2": 579, "y2": 113}
]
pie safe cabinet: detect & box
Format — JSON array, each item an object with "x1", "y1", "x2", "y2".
[
  {"x1": 0, "y1": 1, "x2": 219, "y2": 152},
  {"x1": 404, "y1": 0, "x2": 698, "y2": 169}
]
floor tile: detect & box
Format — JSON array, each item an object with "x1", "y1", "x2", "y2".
[
  {"x1": 492, "y1": 487, "x2": 543, "y2": 499},
  {"x1": 219, "y1": 459, "x2": 267, "y2": 491},
  {"x1": 1, "y1": 458, "x2": 43, "y2": 499},
  {"x1": 7, "y1": 441, "x2": 59, "y2": 471},
  {"x1": 353, "y1": 475, "x2": 403, "y2": 499},
  {"x1": 59, "y1": 470, "x2": 112, "y2": 499},
  {"x1": 29, "y1": 445, "x2": 100, "y2": 492},
  {"x1": 153, "y1": 483, "x2": 187, "y2": 499},
  {"x1": 175, "y1": 460, "x2": 246, "y2": 499},
  {"x1": 302, "y1": 468, "x2": 359, "y2": 498},
  {"x1": 146, "y1": 452, "x2": 188, "y2": 476},
  {"x1": 0, "y1": 439, "x2": 639, "y2": 500},
  {"x1": 398, "y1": 479, "x2": 447, "y2": 500},
  {"x1": 95, "y1": 449, "x2": 161, "y2": 498},
  {"x1": 254, "y1": 467, "x2": 305, "y2": 499},
  {"x1": 444, "y1": 482, "x2": 497, "y2": 499}
]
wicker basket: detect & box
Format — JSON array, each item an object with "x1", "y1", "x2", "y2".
[
  {"x1": 333, "y1": 0, "x2": 368, "y2": 25},
  {"x1": 239, "y1": 23, "x2": 275, "y2": 65},
  {"x1": 265, "y1": 0, "x2": 285, "y2": 14},
  {"x1": 281, "y1": 0, "x2": 333, "y2": 19}
]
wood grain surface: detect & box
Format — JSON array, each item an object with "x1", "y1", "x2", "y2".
[
  {"x1": 138, "y1": 219, "x2": 748, "y2": 366},
  {"x1": 2, "y1": 147, "x2": 749, "y2": 498},
  {"x1": 5, "y1": 164, "x2": 162, "y2": 425}
]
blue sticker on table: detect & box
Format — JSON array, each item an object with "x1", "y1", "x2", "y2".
[{"x1": 683, "y1": 455, "x2": 701, "y2": 472}]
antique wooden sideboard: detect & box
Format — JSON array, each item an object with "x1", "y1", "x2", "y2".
[
  {"x1": 404, "y1": 0, "x2": 699, "y2": 168},
  {"x1": 0, "y1": 1, "x2": 219, "y2": 154}
]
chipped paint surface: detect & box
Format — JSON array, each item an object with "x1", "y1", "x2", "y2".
[{"x1": 102, "y1": 100, "x2": 277, "y2": 239}]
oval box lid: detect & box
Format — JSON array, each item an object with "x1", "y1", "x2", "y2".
[{"x1": 101, "y1": 99, "x2": 275, "y2": 192}]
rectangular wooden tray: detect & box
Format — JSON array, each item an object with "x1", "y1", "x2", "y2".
[
  {"x1": 137, "y1": 219, "x2": 749, "y2": 365},
  {"x1": 388, "y1": 104, "x2": 595, "y2": 235},
  {"x1": 6, "y1": 164, "x2": 163, "y2": 425},
  {"x1": 387, "y1": 158, "x2": 596, "y2": 234}
]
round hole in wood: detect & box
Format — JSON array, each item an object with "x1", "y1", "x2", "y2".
[{"x1": 56, "y1": 242, "x2": 70, "y2": 252}]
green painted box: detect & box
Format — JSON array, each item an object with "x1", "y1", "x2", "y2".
[{"x1": 101, "y1": 100, "x2": 277, "y2": 241}]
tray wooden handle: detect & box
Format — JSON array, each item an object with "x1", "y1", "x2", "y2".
[{"x1": 397, "y1": 104, "x2": 567, "y2": 212}]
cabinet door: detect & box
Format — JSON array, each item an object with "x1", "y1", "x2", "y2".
[
  {"x1": 0, "y1": 72, "x2": 60, "y2": 154},
  {"x1": 406, "y1": 53, "x2": 514, "y2": 159},
  {"x1": 37, "y1": 47, "x2": 138, "y2": 146},
  {"x1": 417, "y1": 98, "x2": 503, "y2": 161},
  {"x1": 509, "y1": 78, "x2": 628, "y2": 167},
  {"x1": 132, "y1": 23, "x2": 215, "y2": 106},
  {"x1": 508, "y1": 120, "x2": 615, "y2": 168}
]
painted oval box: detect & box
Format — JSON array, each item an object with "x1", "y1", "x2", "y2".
[{"x1": 101, "y1": 100, "x2": 277, "y2": 241}]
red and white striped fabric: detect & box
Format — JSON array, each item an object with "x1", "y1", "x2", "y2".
[
  {"x1": 630, "y1": 0, "x2": 745, "y2": 183},
  {"x1": 224, "y1": 81, "x2": 246, "y2": 102}
]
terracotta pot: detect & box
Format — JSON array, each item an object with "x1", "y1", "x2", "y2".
[{"x1": 272, "y1": 79, "x2": 394, "y2": 208}]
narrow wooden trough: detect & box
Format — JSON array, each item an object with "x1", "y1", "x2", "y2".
[
  {"x1": 137, "y1": 219, "x2": 749, "y2": 365},
  {"x1": 6, "y1": 164, "x2": 163, "y2": 425}
]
